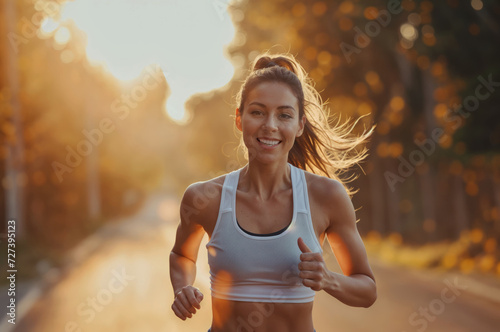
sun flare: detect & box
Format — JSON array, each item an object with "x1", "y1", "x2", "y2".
[{"x1": 57, "y1": 0, "x2": 236, "y2": 123}]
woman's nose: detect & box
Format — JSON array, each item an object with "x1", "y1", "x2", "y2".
[{"x1": 263, "y1": 115, "x2": 278, "y2": 130}]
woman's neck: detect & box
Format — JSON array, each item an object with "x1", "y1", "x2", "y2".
[{"x1": 239, "y1": 160, "x2": 292, "y2": 201}]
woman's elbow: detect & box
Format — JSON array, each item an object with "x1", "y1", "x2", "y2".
[{"x1": 362, "y1": 280, "x2": 377, "y2": 308}]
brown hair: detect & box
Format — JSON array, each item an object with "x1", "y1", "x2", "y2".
[{"x1": 235, "y1": 52, "x2": 374, "y2": 196}]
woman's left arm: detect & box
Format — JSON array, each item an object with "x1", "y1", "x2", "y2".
[{"x1": 298, "y1": 179, "x2": 377, "y2": 308}]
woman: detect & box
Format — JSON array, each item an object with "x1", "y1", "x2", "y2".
[{"x1": 170, "y1": 53, "x2": 377, "y2": 332}]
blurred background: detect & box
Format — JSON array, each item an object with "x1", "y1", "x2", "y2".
[{"x1": 1, "y1": 0, "x2": 500, "y2": 331}]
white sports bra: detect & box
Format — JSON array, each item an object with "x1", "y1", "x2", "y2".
[{"x1": 206, "y1": 163, "x2": 323, "y2": 303}]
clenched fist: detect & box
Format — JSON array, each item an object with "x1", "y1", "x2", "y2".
[{"x1": 172, "y1": 286, "x2": 204, "y2": 320}]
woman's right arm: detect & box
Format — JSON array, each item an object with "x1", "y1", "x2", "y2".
[{"x1": 170, "y1": 183, "x2": 207, "y2": 320}]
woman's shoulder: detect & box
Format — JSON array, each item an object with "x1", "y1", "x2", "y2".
[
  {"x1": 180, "y1": 172, "x2": 231, "y2": 226},
  {"x1": 304, "y1": 171, "x2": 347, "y2": 197},
  {"x1": 303, "y1": 171, "x2": 351, "y2": 211},
  {"x1": 182, "y1": 173, "x2": 227, "y2": 206},
  {"x1": 303, "y1": 170, "x2": 356, "y2": 229}
]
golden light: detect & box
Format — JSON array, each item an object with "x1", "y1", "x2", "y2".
[
  {"x1": 39, "y1": 17, "x2": 59, "y2": 35},
  {"x1": 431, "y1": 62, "x2": 444, "y2": 77},
  {"x1": 339, "y1": 17, "x2": 353, "y2": 31},
  {"x1": 484, "y1": 238, "x2": 497, "y2": 253},
  {"x1": 357, "y1": 102, "x2": 372, "y2": 115},
  {"x1": 471, "y1": 0, "x2": 484, "y2": 11},
  {"x1": 388, "y1": 232, "x2": 403, "y2": 246},
  {"x1": 58, "y1": 0, "x2": 237, "y2": 123},
  {"x1": 312, "y1": 2, "x2": 328, "y2": 16},
  {"x1": 388, "y1": 142, "x2": 403, "y2": 157},
  {"x1": 304, "y1": 46, "x2": 318, "y2": 61},
  {"x1": 364, "y1": 71, "x2": 380, "y2": 86},
  {"x1": 389, "y1": 96, "x2": 405, "y2": 111},
  {"x1": 317, "y1": 50, "x2": 332, "y2": 65},
  {"x1": 339, "y1": 1, "x2": 354, "y2": 14},
  {"x1": 460, "y1": 258, "x2": 475, "y2": 274},
  {"x1": 363, "y1": 7, "x2": 378, "y2": 20},
  {"x1": 292, "y1": 3, "x2": 307, "y2": 17},
  {"x1": 400, "y1": 23, "x2": 418, "y2": 41},
  {"x1": 433, "y1": 103, "x2": 448, "y2": 119},
  {"x1": 54, "y1": 26, "x2": 71, "y2": 45},
  {"x1": 470, "y1": 228, "x2": 484, "y2": 243}
]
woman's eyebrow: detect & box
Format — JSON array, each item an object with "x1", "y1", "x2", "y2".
[
  {"x1": 248, "y1": 101, "x2": 267, "y2": 108},
  {"x1": 248, "y1": 101, "x2": 296, "y2": 112},
  {"x1": 277, "y1": 105, "x2": 296, "y2": 112}
]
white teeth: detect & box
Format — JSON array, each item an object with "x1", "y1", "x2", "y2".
[{"x1": 258, "y1": 138, "x2": 280, "y2": 146}]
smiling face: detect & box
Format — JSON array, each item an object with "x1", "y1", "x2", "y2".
[{"x1": 236, "y1": 81, "x2": 306, "y2": 164}]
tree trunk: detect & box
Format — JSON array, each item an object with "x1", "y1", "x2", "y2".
[
  {"x1": 452, "y1": 174, "x2": 468, "y2": 238},
  {"x1": 368, "y1": 155, "x2": 386, "y2": 234},
  {"x1": 491, "y1": 171, "x2": 500, "y2": 237},
  {"x1": 418, "y1": 168, "x2": 437, "y2": 242},
  {"x1": 384, "y1": 158, "x2": 401, "y2": 234},
  {"x1": 3, "y1": 0, "x2": 25, "y2": 237}
]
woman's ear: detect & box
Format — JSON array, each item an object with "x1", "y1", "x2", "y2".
[
  {"x1": 235, "y1": 108, "x2": 242, "y2": 131},
  {"x1": 296, "y1": 115, "x2": 307, "y2": 137}
]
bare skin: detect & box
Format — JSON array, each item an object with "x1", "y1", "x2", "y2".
[{"x1": 170, "y1": 82, "x2": 377, "y2": 332}]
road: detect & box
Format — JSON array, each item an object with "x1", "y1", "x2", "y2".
[{"x1": 5, "y1": 194, "x2": 500, "y2": 332}]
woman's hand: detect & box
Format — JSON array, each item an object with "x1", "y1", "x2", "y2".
[
  {"x1": 171, "y1": 285, "x2": 204, "y2": 320},
  {"x1": 297, "y1": 237, "x2": 336, "y2": 292}
]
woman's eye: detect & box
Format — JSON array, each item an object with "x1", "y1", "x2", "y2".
[
  {"x1": 280, "y1": 113, "x2": 292, "y2": 119},
  {"x1": 251, "y1": 110, "x2": 263, "y2": 115}
]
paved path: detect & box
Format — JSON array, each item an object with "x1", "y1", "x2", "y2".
[
  {"x1": 314, "y1": 254, "x2": 500, "y2": 332},
  {"x1": 4, "y1": 194, "x2": 500, "y2": 332}
]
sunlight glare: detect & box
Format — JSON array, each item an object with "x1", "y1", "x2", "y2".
[
  {"x1": 40, "y1": 17, "x2": 59, "y2": 35},
  {"x1": 54, "y1": 26, "x2": 71, "y2": 45},
  {"x1": 59, "y1": 0, "x2": 236, "y2": 123}
]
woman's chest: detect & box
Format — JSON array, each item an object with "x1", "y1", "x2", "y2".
[{"x1": 235, "y1": 193, "x2": 294, "y2": 234}]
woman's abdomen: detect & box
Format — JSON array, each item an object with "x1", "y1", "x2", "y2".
[{"x1": 210, "y1": 297, "x2": 315, "y2": 332}]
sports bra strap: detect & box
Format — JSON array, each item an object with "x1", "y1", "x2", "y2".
[
  {"x1": 294, "y1": 165, "x2": 308, "y2": 213},
  {"x1": 219, "y1": 169, "x2": 238, "y2": 213}
]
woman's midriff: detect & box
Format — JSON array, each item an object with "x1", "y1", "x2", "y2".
[{"x1": 210, "y1": 297, "x2": 315, "y2": 332}]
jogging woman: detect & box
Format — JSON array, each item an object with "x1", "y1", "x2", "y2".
[{"x1": 170, "y1": 53, "x2": 377, "y2": 332}]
